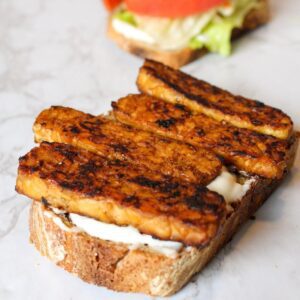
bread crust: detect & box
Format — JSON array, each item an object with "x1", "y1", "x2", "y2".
[
  {"x1": 107, "y1": 0, "x2": 270, "y2": 68},
  {"x1": 29, "y1": 129, "x2": 298, "y2": 297}
]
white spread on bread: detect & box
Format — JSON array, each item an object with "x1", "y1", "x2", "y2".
[
  {"x1": 207, "y1": 169, "x2": 255, "y2": 203},
  {"x1": 112, "y1": 18, "x2": 156, "y2": 45},
  {"x1": 69, "y1": 213, "x2": 183, "y2": 258},
  {"x1": 47, "y1": 169, "x2": 254, "y2": 257},
  {"x1": 44, "y1": 210, "x2": 77, "y2": 233}
]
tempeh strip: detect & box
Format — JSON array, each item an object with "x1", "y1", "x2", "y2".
[
  {"x1": 33, "y1": 106, "x2": 222, "y2": 185},
  {"x1": 112, "y1": 94, "x2": 290, "y2": 179},
  {"x1": 137, "y1": 60, "x2": 293, "y2": 139},
  {"x1": 16, "y1": 142, "x2": 226, "y2": 247}
]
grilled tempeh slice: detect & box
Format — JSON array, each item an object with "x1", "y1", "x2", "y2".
[
  {"x1": 112, "y1": 94, "x2": 291, "y2": 179},
  {"x1": 33, "y1": 106, "x2": 222, "y2": 185},
  {"x1": 137, "y1": 60, "x2": 293, "y2": 139},
  {"x1": 16, "y1": 142, "x2": 226, "y2": 247}
]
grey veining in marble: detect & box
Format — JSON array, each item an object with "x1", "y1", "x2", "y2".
[{"x1": 0, "y1": 0, "x2": 299, "y2": 299}]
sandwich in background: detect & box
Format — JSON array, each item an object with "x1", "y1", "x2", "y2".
[{"x1": 104, "y1": 0, "x2": 270, "y2": 67}]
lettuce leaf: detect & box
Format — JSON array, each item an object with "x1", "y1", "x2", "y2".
[
  {"x1": 114, "y1": 10, "x2": 137, "y2": 26},
  {"x1": 190, "y1": 0, "x2": 260, "y2": 56},
  {"x1": 189, "y1": 17, "x2": 237, "y2": 56}
]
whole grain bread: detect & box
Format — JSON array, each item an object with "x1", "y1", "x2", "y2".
[
  {"x1": 107, "y1": 0, "x2": 270, "y2": 68},
  {"x1": 29, "y1": 129, "x2": 298, "y2": 297}
]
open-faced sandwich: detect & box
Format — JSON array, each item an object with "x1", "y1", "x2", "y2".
[{"x1": 16, "y1": 60, "x2": 298, "y2": 296}]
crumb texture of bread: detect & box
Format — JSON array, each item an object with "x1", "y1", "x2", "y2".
[
  {"x1": 30, "y1": 167, "x2": 294, "y2": 296},
  {"x1": 107, "y1": 0, "x2": 270, "y2": 68}
]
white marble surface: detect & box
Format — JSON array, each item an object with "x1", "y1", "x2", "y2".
[{"x1": 0, "y1": 0, "x2": 300, "y2": 299}]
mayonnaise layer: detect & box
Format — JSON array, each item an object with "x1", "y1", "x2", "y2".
[
  {"x1": 69, "y1": 213, "x2": 183, "y2": 258},
  {"x1": 112, "y1": 18, "x2": 155, "y2": 45},
  {"x1": 207, "y1": 169, "x2": 254, "y2": 203},
  {"x1": 48, "y1": 169, "x2": 254, "y2": 257}
]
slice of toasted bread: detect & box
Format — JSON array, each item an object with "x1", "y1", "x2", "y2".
[
  {"x1": 137, "y1": 59, "x2": 293, "y2": 139},
  {"x1": 112, "y1": 94, "x2": 293, "y2": 179},
  {"x1": 28, "y1": 130, "x2": 298, "y2": 297},
  {"x1": 28, "y1": 171, "x2": 288, "y2": 296},
  {"x1": 33, "y1": 106, "x2": 222, "y2": 185},
  {"x1": 107, "y1": 0, "x2": 270, "y2": 68},
  {"x1": 17, "y1": 142, "x2": 226, "y2": 247}
]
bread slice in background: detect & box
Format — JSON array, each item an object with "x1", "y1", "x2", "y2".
[{"x1": 107, "y1": 0, "x2": 270, "y2": 68}]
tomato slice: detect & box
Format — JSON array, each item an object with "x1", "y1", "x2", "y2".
[
  {"x1": 103, "y1": 0, "x2": 122, "y2": 11},
  {"x1": 125, "y1": 0, "x2": 227, "y2": 18}
]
